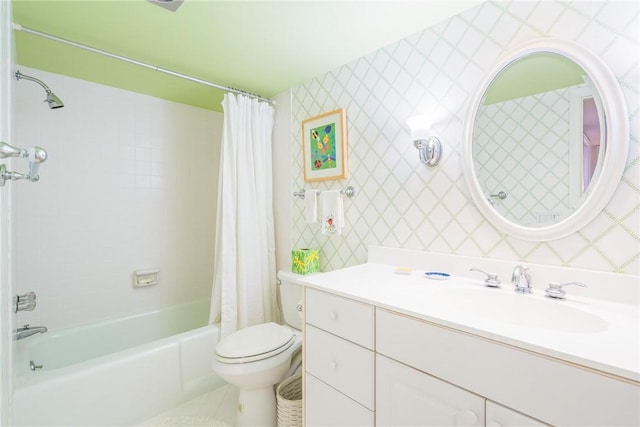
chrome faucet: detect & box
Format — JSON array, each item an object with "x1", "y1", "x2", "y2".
[
  {"x1": 512, "y1": 265, "x2": 532, "y2": 294},
  {"x1": 14, "y1": 324, "x2": 47, "y2": 340}
]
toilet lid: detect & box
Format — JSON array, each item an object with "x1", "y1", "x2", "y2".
[{"x1": 215, "y1": 322, "x2": 294, "y2": 362}]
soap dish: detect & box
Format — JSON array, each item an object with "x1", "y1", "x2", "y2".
[{"x1": 425, "y1": 271, "x2": 450, "y2": 280}]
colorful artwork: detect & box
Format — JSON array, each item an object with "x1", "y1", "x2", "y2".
[
  {"x1": 302, "y1": 108, "x2": 347, "y2": 182},
  {"x1": 310, "y1": 123, "x2": 337, "y2": 171}
]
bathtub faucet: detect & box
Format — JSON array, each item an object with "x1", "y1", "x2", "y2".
[{"x1": 14, "y1": 324, "x2": 47, "y2": 340}]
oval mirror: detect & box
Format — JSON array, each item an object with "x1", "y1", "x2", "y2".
[{"x1": 462, "y1": 38, "x2": 628, "y2": 241}]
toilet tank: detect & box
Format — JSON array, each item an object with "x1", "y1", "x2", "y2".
[{"x1": 277, "y1": 270, "x2": 306, "y2": 331}]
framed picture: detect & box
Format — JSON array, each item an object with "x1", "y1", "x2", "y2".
[{"x1": 302, "y1": 108, "x2": 348, "y2": 182}]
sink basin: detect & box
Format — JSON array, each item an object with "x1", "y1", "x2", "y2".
[{"x1": 437, "y1": 288, "x2": 608, "y2": 333}]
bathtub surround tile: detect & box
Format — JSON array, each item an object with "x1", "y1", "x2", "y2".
[
  {"x1": 290, "y1": 0, "x2": 640, "y2": 276},
  {"x1": 13, "y1": 67, "x2": 222, "y2": 332}
]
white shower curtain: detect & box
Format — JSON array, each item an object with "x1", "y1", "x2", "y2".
[{"x1": 209, "y1": 93, "x2": 277, "y2": 339}]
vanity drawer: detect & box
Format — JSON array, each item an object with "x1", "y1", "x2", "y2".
[
  {"x1": 305, "y1": 324, "x2": 375, "y2": 409},
  {"x1": 305, "y1": 287, "x2": 374, "y2": 349}
]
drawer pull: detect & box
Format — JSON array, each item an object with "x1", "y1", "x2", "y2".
[
  {"x1": 329, "y1": 361, "x2": 337, "y2": 370},
  {"x1": 329, "y1": 310, "x2": 337, "y2": 320}
]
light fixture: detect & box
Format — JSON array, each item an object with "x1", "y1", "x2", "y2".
[
  {"x1": 147, "y1": 0, "x2": 184, "y2": 12},
  {"x1": 406, "y1": 115, "x2": 442, "y2": 166}
]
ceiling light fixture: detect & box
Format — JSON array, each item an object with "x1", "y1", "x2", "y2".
[{"x1": 147, "y1": 0, "x2": 184, "y2": 12}]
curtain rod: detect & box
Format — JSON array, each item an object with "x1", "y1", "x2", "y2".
[{"x1": 12, "y1": 23, "x2": 274, "y2": 104}]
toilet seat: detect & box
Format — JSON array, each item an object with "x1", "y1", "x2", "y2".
[{"x1": 215, "y1": 322, "x2": 295, "y2": 364}]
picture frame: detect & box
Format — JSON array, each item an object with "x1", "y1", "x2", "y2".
[{"x1": 302, "y1": 108, "x2": 348, "y2": 182}]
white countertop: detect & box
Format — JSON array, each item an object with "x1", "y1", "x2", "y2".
[{"x1": 299, "y1": 262, "x2": 640, "y2": 382}]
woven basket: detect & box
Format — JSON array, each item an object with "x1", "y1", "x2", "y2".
[{"x1": 276, "y1": 374, "x2": 302, "y2": 427}]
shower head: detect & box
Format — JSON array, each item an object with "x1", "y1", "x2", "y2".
[
  {"x1": 44, "y1": 90, "x2": 64, "y2": 109},
  {"x1": 15, "y1": 70, "x2": 64, "y2": 109}
]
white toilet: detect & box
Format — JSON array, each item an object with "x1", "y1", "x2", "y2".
[{"x1": 212, "y1": 270, "x2": 304, "y2": 427}]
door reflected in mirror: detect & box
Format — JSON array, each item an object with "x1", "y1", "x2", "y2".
[{"x1": 581, "y1": 96, "x2": 601, "y2": 192}]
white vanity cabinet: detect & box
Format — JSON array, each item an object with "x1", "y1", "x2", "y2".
[
  {"x1": 304, "y1": 288, "x2": 375, "y2": 427},
  {"x1": 377, "y1": 354, "x2": 485, "y2": 426},
  {"x1": 303, "y1": 285, "x2": 638, "y2": 427},
  {"x1": 376, "y1": 308, "x2": 637, "y2": 427}
]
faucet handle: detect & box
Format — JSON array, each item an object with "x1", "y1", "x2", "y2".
[
  {"x1": 0, "y1": 141, "x2": 27, "y2": 159},
  {"x1": 545, "y1": 282, "x2": 587, "y2": 300},
  {"x1": 469, "y1": 268, "x2": 501, "y2": 288}
]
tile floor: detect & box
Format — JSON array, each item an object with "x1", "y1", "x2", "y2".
[{"x1": 139, "y1": 385, "x2": 238, "y2": 427}]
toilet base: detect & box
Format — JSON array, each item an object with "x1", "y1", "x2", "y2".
[{"x1": 236, "y1": 386, "x2": 277, "y2": 427}]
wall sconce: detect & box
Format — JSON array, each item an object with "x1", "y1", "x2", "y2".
[{"x1": 406, "y1": 115, "x2": 442, "y2": 167}]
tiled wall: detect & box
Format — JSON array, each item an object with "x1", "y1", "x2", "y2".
[
  {"x1": 291, "y1": 1, "x2": 639, "y2": 275},
  {"x1": 12, "y1": 67, "x2": 221, "y2": 331}
]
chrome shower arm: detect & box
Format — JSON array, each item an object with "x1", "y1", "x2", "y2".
[
  {"x1": 15, "y1": 71, "x2": 50, "y2": 93},
  {"x1": 15, "y1": 70, "x2": 64, "y2": 109}
]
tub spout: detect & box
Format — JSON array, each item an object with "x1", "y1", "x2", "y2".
[{"x1": 15, "y1": 324, "x2": 47, "y2": 340}]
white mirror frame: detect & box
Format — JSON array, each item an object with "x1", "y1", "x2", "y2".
[{"x1": 462, "y1": 38, "x2": 629, "y2": 241}]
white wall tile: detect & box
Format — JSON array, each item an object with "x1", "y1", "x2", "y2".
[{"x1": 12, "y1": 68, "x2": 222, "y2": 331}]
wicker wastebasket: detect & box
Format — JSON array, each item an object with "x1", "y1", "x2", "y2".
[{"x1": 276, "y1": 374, "x2": 302, "y2": 427}]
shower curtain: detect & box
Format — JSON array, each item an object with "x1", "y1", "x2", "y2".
[{"x1": 209, "y1": 93, "x2": 277, "y2": 339}]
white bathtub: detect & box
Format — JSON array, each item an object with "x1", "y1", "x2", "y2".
[{"x1": 12, "y1": 299, "x2": 224, "y2": 426}]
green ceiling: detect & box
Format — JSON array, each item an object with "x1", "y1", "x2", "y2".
[{"x1": 11, "y1": 0, "x2": 482, "y2": 112}]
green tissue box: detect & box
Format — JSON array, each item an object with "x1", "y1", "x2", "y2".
[{"x1": 292, "y1": 248, "x2": 320, "y2": 275}]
